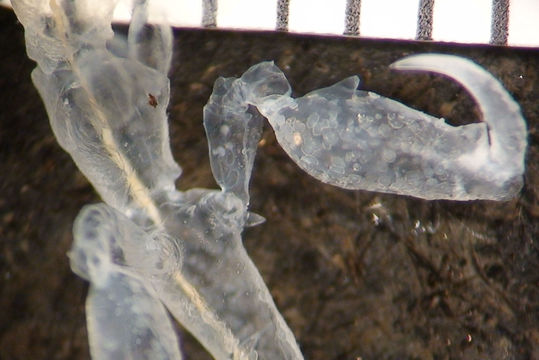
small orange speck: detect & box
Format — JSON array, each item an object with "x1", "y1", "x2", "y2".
[
  {"x1": 293, "y1": 132, "x2": 302, "y2": 146},
  {"x1": 148, "y1": 93, "x2": 158, "y2": 108}
]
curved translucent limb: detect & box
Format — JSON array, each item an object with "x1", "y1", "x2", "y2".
[
  {"x1": 390, "y1": 54, "x2": 527, "y2": 190},
  {"x1": 203, "y1": 62, "x2": 290, "y2": 205},
  {"x1": 70, "y1": 205, "x2": 183, "y2": 360},
  {"x1": 209, "y1": 57, "x2": 527, "y2": 201}
]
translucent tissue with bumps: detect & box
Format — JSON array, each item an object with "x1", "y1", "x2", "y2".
[{"x1": 12, "y1": 0, "x2": 527, "y2": 359}]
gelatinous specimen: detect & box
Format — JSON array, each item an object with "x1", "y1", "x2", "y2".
[
  {"x1": 12, "y1": 0, "x2": 527, "y2": 358},
  {"x1": 13, "y1": 0, "x2": 180, "y2": 223},
  {"x1": 206, "y1": 58, "x2": 527, "y2": 201},
  {"x1": 70, "y1": 205, "x2": 183, "y2": 360},
  {"x1": 204, "y1": 62, "x2": 291, "y2": 204},
  {"x1": 12, "y1": 0, "x2": 303, "y2": 359}
]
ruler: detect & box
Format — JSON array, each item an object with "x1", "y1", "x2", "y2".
[{"x1": 2, "y1": 0, "x2": 537, "y2": 47}]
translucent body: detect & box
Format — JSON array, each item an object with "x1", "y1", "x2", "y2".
[
  {"x1": 13, "y1": 0, "x2": 527, "y2": 359},
  {"x1": 208, "y1": 60, "x2": 527, "y2": 201},
  {"x1": 157, "y1": 190, "x2": 302, "y2": 359},
  {"x1": 71, "y1": 205, "x2": 183, "y2": 360},
  {"x1": 204, "y1": 62, "x2": 291, "y2": 203},
  {"x1": 13, "y1": 0, "x2": 304, "y2": 359},
  {"x1": 15, "y1": 0, "x2": 180, "y2": 220}
]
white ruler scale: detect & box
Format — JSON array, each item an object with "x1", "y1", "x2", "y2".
[{"x1": 1, "y1": 0, "x2": 537, "y2": 46}]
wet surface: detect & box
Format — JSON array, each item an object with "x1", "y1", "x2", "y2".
[{"x1": 1, "y1": 7, "x2": 537, "y2": 360}]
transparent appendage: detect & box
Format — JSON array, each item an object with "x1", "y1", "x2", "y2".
[
  {"x1": 128, "y1": 0, "x2": 172, "y2": 74},
  {"x1": 201, "y1": 66, "x2": 304, "y2": 358},
  {"x1": 220, "y1": 56, "x2": 527, "y2": 201},
  {"x1": 14, "y1": 0, "x2": 180, "y2": 219},
  {"x1": 70, "y1": 196, "x2": 302, "y2": 360},
  {"x1": 32, "y1": 53, "x2": 179, "y2": 215},
  {"x1": 86, "y1": 273, "x2": 182, "y2": 360},
  {"x1": 160, "y1": 190, "x2": 304, "y2": 360},
  {"x1": 11, "y1": 0, "x2": 118, "y2": 74},
  {"x1": 70, "y1": 204, "x2": 183, "y2": 360},
  {"x1": 204, "y1": 62, "x2": 290, "y2": 205},
  {"x1": 389, "y1": 54, "x2": 527, "y2": 198}
]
